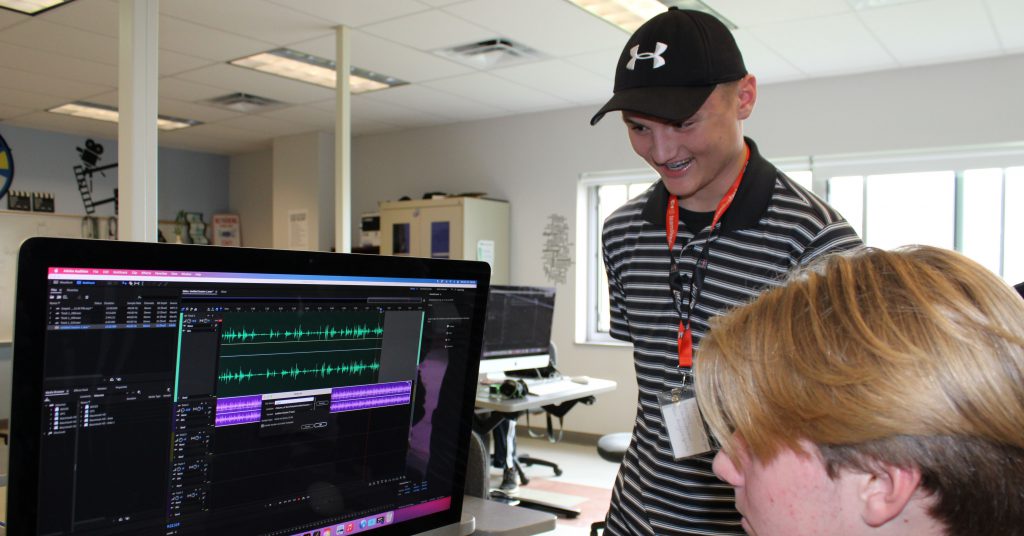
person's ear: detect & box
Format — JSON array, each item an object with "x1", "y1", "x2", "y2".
[
  {"x1": 736, "y1": 74, "x2": 757, "y2": 120},
  {"x1": 859, "y1": 463, "x2": 922, "y2": 527}
]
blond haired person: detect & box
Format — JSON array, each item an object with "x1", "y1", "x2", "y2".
[{"x1": 695, "y1": 246, "x2": 1024, "y2": 536}]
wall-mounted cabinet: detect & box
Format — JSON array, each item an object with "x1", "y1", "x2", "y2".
[{"x1": 379, "y1": 197, "x2": 509, "y2": 284}]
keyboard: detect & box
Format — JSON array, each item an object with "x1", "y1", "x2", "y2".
[{"x1": 522, "y1": 378, "x2": 577, "y2": 396}]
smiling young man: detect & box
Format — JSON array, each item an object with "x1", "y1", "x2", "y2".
[
  {"x1": 695, "y1": 246, "x2": 1024, "y2": 536},
  {"x1": 591, "y1": 8, "x2": 862, "y2": 536}
]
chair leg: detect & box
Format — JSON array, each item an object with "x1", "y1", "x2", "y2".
[
  {"x1": 590, "y1": 520, "x2": 605, "y2": 536},
  {"x1": 518, "y1": 454, "x2": 563, "y2": 476},
  {"x1": 513, "y1": 458, "x2": 530, "y2": 486}
]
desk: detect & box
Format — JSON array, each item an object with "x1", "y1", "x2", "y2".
[
  {"x1": 474, "y1": 378, "x2": 617, "y2": 518},
  {"x1": 0, "y1": 493, "x2": 550, "y2": 536},
  {"x1": 475, "y1": 378, "x2": 617, "y2": 413},
  {"x1": 463, "y1": 496, "x2": 556, "y2": 536}
]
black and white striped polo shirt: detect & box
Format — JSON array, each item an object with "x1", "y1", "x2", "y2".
[{"x1": 601, "y1": 138, "x2": 863, "y2": 535}]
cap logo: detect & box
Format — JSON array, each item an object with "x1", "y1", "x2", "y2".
[{"x1": 626, "y1": 42, "x2": 668, "y2": 71}]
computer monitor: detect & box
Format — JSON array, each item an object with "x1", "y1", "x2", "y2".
[
  {"x1": 478, "y1": 286, "x2": 555, "y2": 375},
  {"x1": 8, "y1": 237, "x2": 491, "y2": 536}
]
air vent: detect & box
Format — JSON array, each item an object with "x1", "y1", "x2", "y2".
[
  {"x1": 204, "y1": 92, "x2": 284, "y2": 113},
  {"x1": 435, "y1": 38, "x2": 543, "y2": 69}
]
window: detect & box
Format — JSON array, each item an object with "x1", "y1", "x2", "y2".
[
  {"x1": 826, "y1": 166, "x2": 1022, "y2": 280},
  {"x1": 577, "y1": 144, "x2": 1024, "y2": 345},
  {"x1": 577, "y1": 165, "x2": 812, "y2": 344},
  {"x1": 577, "y1": 171, "x2": 656, "y2": 344}
]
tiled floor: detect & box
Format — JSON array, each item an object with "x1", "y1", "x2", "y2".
[{"x1": 487, "y1": 436, "x2": 619, "y2": 535}]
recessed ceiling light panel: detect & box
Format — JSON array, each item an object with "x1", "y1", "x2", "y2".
[
  {"x1": 568, "y1": 0, "x2": 736, "y2": 32},
  {"x1": 0, "y1": 0, "x2": 73, "y2": 16},
  {"x1": 47, "y1": 101, "x2": 202, "y2": 131},
  {"x1": 230, "y1": 48, "x2": 408, "y2": 94}
]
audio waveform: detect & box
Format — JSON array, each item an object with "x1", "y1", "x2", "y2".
[
  {"x1": 217, "y1": 361, "x2": 381, "y2": 384},
  {"x1": 221, "y1": 323, "x2": 384, "y2": 343},
  {"x1": 216, "y1": 395, "x2": 262, "y2": 413},
  {"x1": 215, "y1": 410, "x2": 262, "y2": 427},
  {"x1": 330, "y1": 394, "x2": 411, "y2": 413},
  {"x1": 331, "y1": 381, "x2": 412, "y2": 402}
]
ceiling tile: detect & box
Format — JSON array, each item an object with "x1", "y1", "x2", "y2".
[
  {"x1": 361, "y1": 10, "x2": 494, "y2": 51},
  {"x1": 731, "y1": 30, "x2": 806, "y2": 84},
  {"x1": 423, "y1": 72, "x2": 572, "y2": 112},
  {"x1": 159, "y1": 50, "x2": 215, "y2": 77},
  {"x1": 0, "y1": 18, "x2": 117, "y2": 65},
  {"x1": 705, "y1": 0, "x2": 851, "y2": 28},
  {"x1": 358, "y1": 84, "x2": 505, "y2": 121},
  {"x1": 160, "y1": 15, "x2": 274, "y2": 62},
  {"x1": 0, "y1": 103, "x2": 32, "y2": 121},
  {"x1": 0, "y1": 66, "x2": 114, "y2": 100},
  {"x1": 292, "y1": 30, "x2": 473, "y2": 82},
  {"x1": 39, "y1": 0, "x2": 118, "y2": 37},
  {"x1": 987, "y1": 0, "x2": 1024, "y2": 51},
  {"x1": 444, "y1": 0, "x2": 628, "y2": 57},
  {"x1": 158, "y1": 98, "x2": 243, "y2": 123},
  {"x1": 564, "y1": 48, "x2": 621, "y2": 80},
  {"x1": 857, "y1": 0, "x2": 1000, "y2": 64},
  {"x1": 0, "y1": 41, "x2": 117, "y2": 87},
  {"x1": 174, "y1": 63, "x2": 336, "y2": 104},
  {"x1": 348, "y1": 93, "x2": 448, "y2": 127},
  {"x1": 159, "y1": 128, "x2": 266, "y2": 155},
  {"x1": 4, "y1": 111, "x2": 119, "y2": 140},
  {"x1": 261, "y1": 105, "x2": 339, "y2": 130},
  {"x1": 352, "y1": 118, "x2": 404, "y2": 137},
  {"x1": 490, "y1": 59, "x2": 611, "y2": 105},
  {"x1": 0, "y1": 7, "x2": 28, "y2": 30},
  {"x1": 265, "y1": 0, "x2": 428, "y2": 28},
  {"x1": 748, "y1": 14, "x2": 897, "y2": 76},
  {"x1": 215, "y1": 114, "x2": 317, "y2": 137},
  {"x1": 159, "y1": 0, "x2": 334, "y2": 46},
  {"x1": 184, "y1": 122, "x2": 272, "y2": 144},
  {"x1": 159, "y1": 77, "x2": 237, "y2": 103},
  {"x1": 0, "y1": 86, "x2": 72, "y2": 110},
  {"x1": 419, "y1": 0, "x2": 465, "y2": 6}
]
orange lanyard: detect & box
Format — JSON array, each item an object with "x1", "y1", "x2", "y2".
[{"x1": 666, "y1": 144, "x2": 749, "y2": 367}]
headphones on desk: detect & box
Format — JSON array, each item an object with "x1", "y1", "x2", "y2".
[{"x1": 498, "y1": 378, "x2": 529, "y2": 399}]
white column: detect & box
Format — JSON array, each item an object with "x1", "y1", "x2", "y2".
[
  {"x1": 334, "y1": 25, "x2": 352, "y2": 253},
  {"x1": 118, "y1": 0, "x2": 159, "y2": 242}
]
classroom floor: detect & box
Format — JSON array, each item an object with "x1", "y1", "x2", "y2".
[{"x1": 487, "y1": 436, "x2": 620, "y2": 535}]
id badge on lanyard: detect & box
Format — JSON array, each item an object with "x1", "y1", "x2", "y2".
[
  {"x1": 657, "y1": 372, "x2": 711, "y2": 459},
  {"x1": 660, "y1": 145, "x2": 748, "y2": 459}
]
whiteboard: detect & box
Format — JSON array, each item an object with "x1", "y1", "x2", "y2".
[{"x1": 0, "y1": 210, "x2": 113, "y2": 342}]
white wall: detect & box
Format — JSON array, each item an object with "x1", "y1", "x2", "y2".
[
  {"x1": 229, "y1": 151, "x2": 273, "y2": 249},
  {"x1": 349, "y1": 52, "x2": 1024, "y2": 436},
  {"x1": 271, "y1": 132, "x2": 336, "y2": 251}
]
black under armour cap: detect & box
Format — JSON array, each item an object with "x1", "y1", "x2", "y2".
[{"x1": 590, "y1": 7, "x2": 747, "y2": 125}]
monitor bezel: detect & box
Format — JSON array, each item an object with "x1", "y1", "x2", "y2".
[{"x1": 9, "y1": 237, "x2": 491, "y2": 536}]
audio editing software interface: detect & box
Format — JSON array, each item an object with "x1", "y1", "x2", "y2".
[{"x1": 37, "y1": 268, "x2": 482, "y2": 536}]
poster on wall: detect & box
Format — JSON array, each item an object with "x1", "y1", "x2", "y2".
[
  {"x1": 0, "y1": 131, "x2": 13, "y2": 201},
  {"x1": 288, "y1": 210, "x2": 309, "y2": 250},
  {"x1": 212, "y1": 213, "x2": 241, "y2": 247}
]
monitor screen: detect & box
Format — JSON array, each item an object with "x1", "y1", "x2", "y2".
[
  {"x1": 8, "y1": 238, "x2": 491, "y2": 536},
  {"x1": 478, "y1": 286, "x2": 555, "y2": 375}
]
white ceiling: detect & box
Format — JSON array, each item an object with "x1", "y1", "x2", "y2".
[{"x1": 0, "y1": 0, "x2": 1021, "y2": 155}]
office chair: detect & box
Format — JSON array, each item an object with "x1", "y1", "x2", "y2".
[
  {"x1": 590, "y1": 432, "x2": 631, "y2": 536},
  {"x1": 464, "y1": 430, "x2": 491, "y2": 499},
  {"x1": 516, "y1": 342, "x2": 563, "y2": 481}
]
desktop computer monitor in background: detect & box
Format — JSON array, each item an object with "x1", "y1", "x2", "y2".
[
  {"x1": 7, "y1": 238, "x2": 491, "y2": 536},
  {"x1": 478, "y1": 286, "x2": 555, "y2": 376}
]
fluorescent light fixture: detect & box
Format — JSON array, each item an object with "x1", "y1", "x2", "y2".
[
  {"x1": 568, "y1": 0, "x2": 736, "y2": 32},
  {"x1": 230, "y1": 48, "x2": 407, "y2": 94},
  {"x1": 0, "y1": 0, "x2": 73, "y2": 15},
  {"x1": 846, "y1": 0, "x2": 924, "y2": 10},
  {"x1": 47, "y1": 102, "x2": 202, "y2": 131}
]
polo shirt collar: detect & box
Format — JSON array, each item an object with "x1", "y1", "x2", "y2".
[{"x1": 640, "y1": 137, "x2": 775, "y2": 232}]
